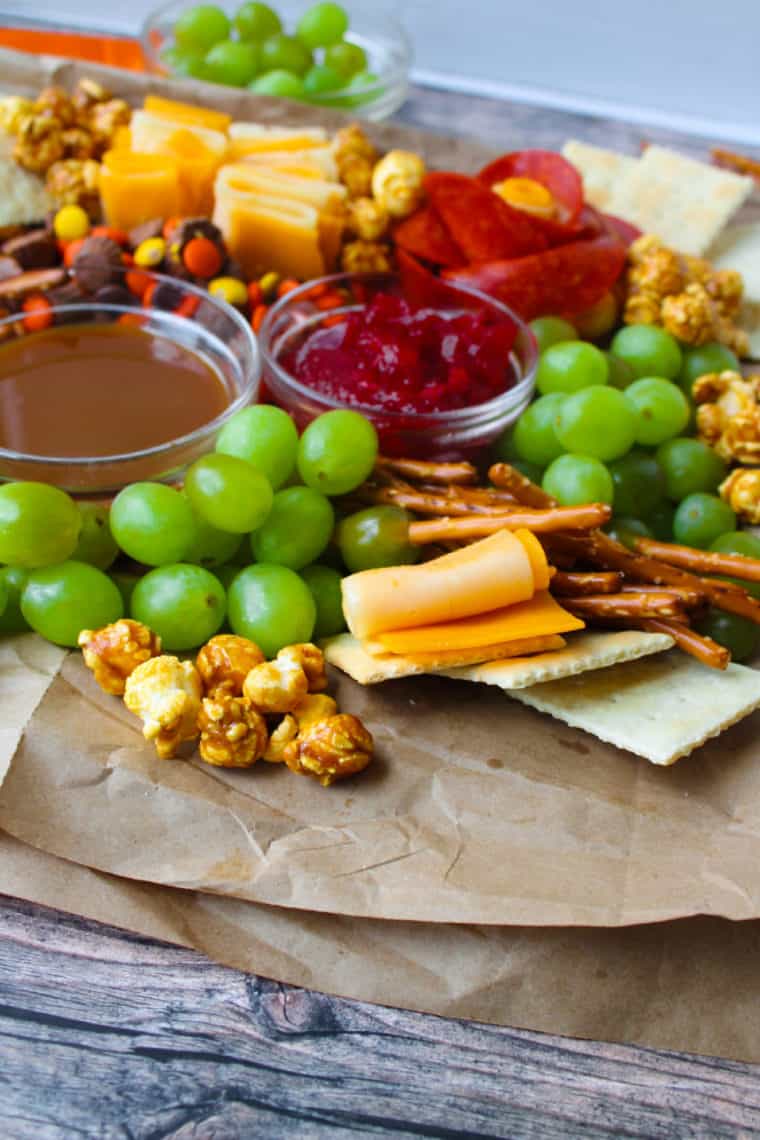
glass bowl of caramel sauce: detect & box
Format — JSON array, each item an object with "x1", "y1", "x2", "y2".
[{"x1": 0, "y1": 272, "x2": 260, "y2": 495}]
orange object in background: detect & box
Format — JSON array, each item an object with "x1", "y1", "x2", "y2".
[{"x1": 0, "y1": 27, "x2": 146, "y2": 70}]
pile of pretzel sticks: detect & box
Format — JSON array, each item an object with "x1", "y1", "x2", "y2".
[{"x1": 353, "y1": 456, "x2": 760, "y2": 671}]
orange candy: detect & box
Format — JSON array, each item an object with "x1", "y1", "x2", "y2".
[
  {"x1": 247, "y1": 281, "x2": 263, "y2": 308},
  {"x1": 174, "y1": 294, "x2": 200, "y2": 318},
  {"x1": 251, "y1": 304, "x2": 269, "y2": 332},
  {"x1": 277, "y1": 278, "x2": 300, "y2": 299},
  {"x1": 63, "y1": 238, "x2": 86, "y2": 269},
  {"x1": 117, "y1": 312, "x2": 145, "y2": 328},
  {"x1": 91, "y1": 225, "x2": 129, "y2": 245},
  {"x1": 182, "y1": 237, "x2": 222, "y2": 279},
  {"x1": 125, "y1": 268, "x2": 152, "y2": 298},
  {"x1": 21, "y1": 294, "x2": 53, "y2": 332}
]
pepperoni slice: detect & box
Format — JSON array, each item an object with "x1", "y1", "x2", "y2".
[
  {"x1": 393, "y1": 204, "x2": 467, "y2": 268},
  {"x1": 478, "y1": 150, "x2": 584, "y2": 225},
  {"x1": 424, "y1": 172, "x2": 548, "y2": 262},
  {"x1": 443, "y1": 235, "x2": 628, "y2": 321},
  {"x1": 397, "y1": 249, "x2": 464, "y2": 309}
]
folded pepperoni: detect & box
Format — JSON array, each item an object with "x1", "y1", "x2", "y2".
[
  {"x1": 478, "y1": 150, "x2": 584, "y2": 225},
  {"x1": 393, "y1": 204, "x2": 467, "y2": 268},
  {"x1": 443, "y1": 236, "x2": 628, "y2": 321},
  {"x1": 397, "y1": 249, "x2": 464, "y2": 309},
  {"x1": 424, "y1": 172, "x2": 548, "y2": 262}
]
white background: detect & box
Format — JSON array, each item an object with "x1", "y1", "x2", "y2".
[{"x1": 1, "y1": 0, "x2": 759, "y2": 143}]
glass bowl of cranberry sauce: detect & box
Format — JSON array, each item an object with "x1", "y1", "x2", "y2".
[{"x1": 258, "y1": 272, "x2": 538, "y2": 459}]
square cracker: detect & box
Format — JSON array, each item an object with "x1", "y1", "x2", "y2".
[
  {"x1": 709, "y1": 223, "x2": 760, "y2": 303},
  {"x1": 561, "y1": 140, "x2": 639, "y2": 213},
  {"x1": 606, "y1": 145, "x2": 753, "y2": 256},
  {"x1": 511, "y1": 651, "x2": 760, "y2": 765},
  {"x1": 323, "y1": 631, "x2": 673, "y2": 688}
]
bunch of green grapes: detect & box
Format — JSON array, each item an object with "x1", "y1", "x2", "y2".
[
  {"x1": 0, "y1": 407, "x2": 383, "y2": 656},
  {"x1": 165, "y1": 1, "x2": 379, "y2": 107}
]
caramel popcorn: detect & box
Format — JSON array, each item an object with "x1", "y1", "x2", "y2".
[
  {"x1": 243, "y1": 655, "x2": 309, "y2": 714},
  {"x1": 276, "y1": 643, "x2": 327, "y2": 693},
  {"x1": 124, "y1": 656, "x2": 202, "y2": 760},
  {"x1": 346, "y1": 196, "x2": 389, "y2": 241},
  {"x1": 197, "y1": 694, "x2": 268, "y2": 768},
  {"x1": 88, "y1": 98, "x2": 131, "y2": 148},
  {"x1": 693, "y1": 370, "x2": 760, "y2": 465},
  {"x1": 623, "y1": 234, "x2": 748, "y2": 354},
  {"x1": 196, "y1": 634, "x2": 265, "y2": 698},
  {"x1": 263, "y1": 714, "x2": 298, "y2": 763},
  {"x1": 284, "y1": 714, "x2": 373, "y2": 786},
  {"x1": 334, "y1": 123, "x2": 378, "y2": 167},
  {"x1": 45, "y1": 158, "x2": 100, "y2": 211},
  {"x1": 0, "y1": 96, "x2": 34, "y2": 134},
  {"x1": 78, "y1": 620, "x2": 162, "y2": 696},
  {"x1": 72, "y1": 78, "x2": 111, "y2": 113},
  {"x1": 60, "y1": 126, "x2": 97, "y2": 161},
  {"x1": 371, "y1": 150, "x2": 426, "y2": 219},
  {"x1": 34, "y1": 86, "x2": 76, "y2": 127},
  {"x1": 338, "y1": 154, "x2": 374, "y2": 199},
  {"x1": 13, "y1": 115, "x2": 65, "y2": 174},
  {"x1": 340, "y1": 239, "x2": 394, "y2": 274},
  {"x1": 720, "y1": 468, "x2": 760, "y2": 525},
  {"x1": 291, "y1": 693, "x2": 338, "y2": 732}
]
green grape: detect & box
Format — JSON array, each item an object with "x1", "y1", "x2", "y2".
[
  {"x1": 512, "y1": 393, "x2": 564, "y2": 467},
  {"x1": 510, "y1": 458, "x2": 545, "y2": 484},
  {"x1": 644, "y1": 500, "x2": 675, "y2": 542},
  {"x1": 185, "y1": 511, "x2": 243, "y2": 568},
  {"x1": 251, "y1": 486, "x2": 334, "y2": 569},
  {"x1": 535, "y1": 341, "x2": 608, "y2": 396},
  {"x1": 0, "y1": 574, "x2": 7, "y2": 617},
  {"x1": 555, "y1": 386, "x2": 638, "y2": 461},
  {"x1": 0, "y1": 566, "x2": 30, "y2": 632},
  {"x1": 22, "y1": 561, "x2": 123, "y2": 647},
  {"x1": 185, "y1": 454, "x2": 273, "y2": 534},
  {"x1": 216, "y1": 405, "x2": 298, "y2": 490},
  {"x1": 297, "y1": 410, "x2": 378, "y2": 495},
  {"x1": 0, "y1": 482, "x2": 80, "y2": 569},
  {"x1": 110, "y1": 483, "x2": 197, "y2": 567},
  {"x1": 131, "y1": 564, "x2": 225, "y2": 651},
  {"x1": 324, "y1": 41, "x2": 367, "y2": 77},
  {"x1": 624, "y1": 377, "x2": 690, "y2": 446},
  {"x1": 608, "y1": 450, "x2": 666, "y2": 517},
  {"x1": 529, "y1": 317, "x2": 576, "y2": 355},
  {"x1": 111, "y1": 570, "x2": 141, "y2": 612},
  {"x1": 72, "y1": 503, "x2": 119, "y2": 570},
  {"x1": 337, "y1": 505, "x2": 419, "y2": 573},
  {"x1": 234, "y1": 1, "x2": 281, "y2": 41},
  {"x1": 709, "y1": 531, "x2": 760, "y2": 599},
  {"x1": 610, "y1": 324, "x2": 682, "y2": 380},
  {"x1": 260, "y1": 33, "x2": 313, "y2": 75},
  {"x1": 338, "y1": 71, "x2": 380, "y2": 106},
  {"x1": 174, "y1": 4, "x2": 230, "y2": 51},
  {"x1": 300, "y1": 563, "x2": 346, "y2": 637},
  {"x1": 161, "y1": 46, "x2": 208, "y2": 78},
  {"x1": 696, "y1": 609, "x2": 759, "y2": 663},
  {"x1": 655, "y1": 438, "x2": 727, "y2": 501},
  {"x1": 542, "y1": 454, "x2": 614, "y2": 506},
  {"x1": 679, "y1": 342, "x2": 739, "y2": 396},
  {"x1": 204, "y1": 40, "x2": 260, "y2": 86},
  {"x1": 303, "y1": 64, "x2": 343, "y2": 96},
  {"x1": 672, "y1": 492, "x2": 736, "y2": 549},
  {"x1": 297, "y1": 2, "x2": 349, "y2": 48},
  {"x1": 227, "y1": 564, "x2": 316, "y2": 657},
  {"x1": 249, "y1": 69, "x2": 305, "y2": 96},
  {"x1": 604, "y1": 351, "x2": 636, "y2": 390},
  {"x1": 606, "y1": 516, "x2": 653, "y2": 550}
]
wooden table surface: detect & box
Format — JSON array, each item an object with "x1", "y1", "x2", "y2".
[{"x1": 2, "y1": 80, "x2": 760, "y2": 1140}]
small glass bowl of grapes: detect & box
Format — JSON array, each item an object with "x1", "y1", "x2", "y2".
[
  {"x1": 142, "y1": 0, "x2": 412, "y2": 120},
  {"x1": 258, "y1": 271, "x2": 538, "y2": 459}
]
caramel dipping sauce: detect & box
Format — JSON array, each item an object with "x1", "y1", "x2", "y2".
[{"x1": 0, "y1": 322, "x2": 230, "y2": 459}]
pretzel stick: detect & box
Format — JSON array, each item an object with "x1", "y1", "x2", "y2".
[
  {"x1": 407, "y1": 504, "x2": 612, "y2": 544},
  {"x1": 634, "y1": 538, "x2": 760, "y2": 584},
  {"x1": 635, "y1": 619, "x2": 730, "y2": 671},
  {"x1": 698, "y1": 579, "x2": 760, "y2": 624},
  {"x1": 564, "y1": 592, "x2": 688, "y2": 621},
  {"x1": 711, "y1": 147, "x2": 760, "y2": 180},
  {"x1": 417, "y1": 484, "x2": 519, "y2": 507},
  {"x1": 376, "y1": 456, "x2": 478, "y2": 485},
  {"x1": 551, "y1": 570, "x2": 623, "y2": 596},
  {"x1": 364, "y1": 486, "x2": 517, "y2": 517},
  {"x1": 620, "y1": 584, "x2": 706, "y2": 610},
  {"x1": 488, "y1": 463, "x2": 557, "y2": 508}
]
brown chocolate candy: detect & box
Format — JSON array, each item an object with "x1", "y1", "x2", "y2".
[
  {"x1": 0, "y1": 267, "x2": 66, "y2": 299},
  {"x1": 71, "y1": 235, "x2": 124, "y2": 294},
  {"x1": 1, "y1": 229, "x2": 58, "y2": 270},
  {"x1": 94, "y1": 284, "x2": 133, "y2": 306},
  {"x1": 128, "y1": 217, "x2": 164, "y2": 249},
  {"x1": 149, "y1": 280, "x2": 185, "y2": 311}
]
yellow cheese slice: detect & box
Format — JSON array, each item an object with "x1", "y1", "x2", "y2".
[
  {"x1": 363, "y1": 634, "x2": 567, "y2": 669},
  {"x1": 341, "y1": 530, "x2": 546, "y2": 640},
  {"x1": 217, "y1": 163, "x2": 346, "y2": 211},
  {"x1": 227, "y1": 123, "x2": 328, "y2": 160},
  {"x1": 242, "y1": 146, "x2": 338, "y2": 179},
  {"x1": 130, "y1": 111, "x2": 228, "y2": 159},
  {"x1": 374, "y1": 592, "x2": 584, "y2": 655},
  {"x1": 219, "y1": 193, "x2": 325, "y2": 280},
  {"x1": 143, "y1": 95, "x2": 231, "y2": 133}
]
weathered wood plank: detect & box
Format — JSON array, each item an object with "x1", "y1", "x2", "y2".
[{"x1": 2, "y1": 896, "x2": 760, "y2": 1140}]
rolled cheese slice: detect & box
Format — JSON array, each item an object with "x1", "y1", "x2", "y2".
[{"x1": 341, "y1": 529, "x2": 548, "y2": 640}]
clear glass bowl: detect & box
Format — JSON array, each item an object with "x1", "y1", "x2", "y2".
[
  {"x1": 259, "y1": 272, "x2": 538, "y2": 459},
  {"x1": 0, "y1": 272, "x2": 259, "y2": 495},
  {"x1": 141, "y1": 0, "x2": 412, "y2": 121}
]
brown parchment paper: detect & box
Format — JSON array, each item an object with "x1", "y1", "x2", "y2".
[
  {"x1": 5, "y1": 828, "x2": 760, "y2": 1066},
  {"x1": 2, "y1": 639, "x2": 760, "y2": 927}
]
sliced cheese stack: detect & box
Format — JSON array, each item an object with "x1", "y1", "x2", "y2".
[
  {"x1": 341, "y1": 530, "x2": 584, "y2": 670},
  {"x1": 130, "y1": 109, "x2": 228, "y2": 217},
  {"x1": 227, "y1": 123, "x2": 328, "y2": 161},
  {"x1": 100, "y1": 150, "x2": 182, "y2": 231},
  {"x1": 213, "y1": 160, "x2": 346, "y2": 281}
]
